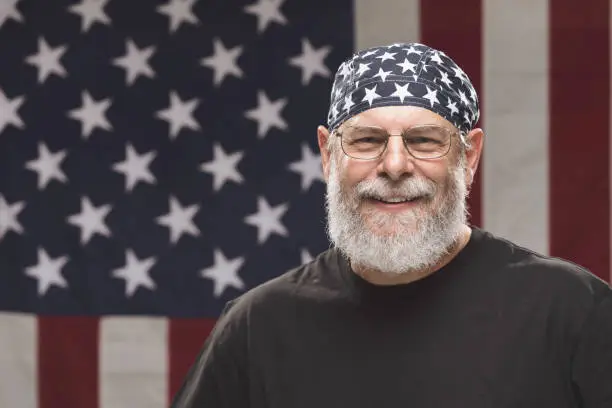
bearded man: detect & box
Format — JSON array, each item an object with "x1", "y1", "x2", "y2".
[{"x1": 171, "y1": 43, "x2": 612, "y2": 408}]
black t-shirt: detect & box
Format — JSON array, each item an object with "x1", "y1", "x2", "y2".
[{"x1": 171, "y1": 228, "x2": 612, "y2": 407}]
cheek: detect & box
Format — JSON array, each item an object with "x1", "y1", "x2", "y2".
[
  {"x1": 340, "y1": 159, "x2": 379, "y2": 188},
  {"x1": 418, "y1": 160, "x2": 453, "y2": 186}
]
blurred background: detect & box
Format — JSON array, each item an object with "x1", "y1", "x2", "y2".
[{"x1": 0, "y1": 0, "x2": 609, "y2": 407}]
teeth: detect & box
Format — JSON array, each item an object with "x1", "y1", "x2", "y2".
[
  {"x1": 385, "y1": 197, "x2": 409, "y2": 203},
  {"x1": 373, "y1": 197, "x2": 415, "y2": 203}
]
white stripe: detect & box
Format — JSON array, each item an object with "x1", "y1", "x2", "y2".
[
  {"x1": 354, "y1": 0, "x2": 420, "y2": 51},
  {"x1": 100, "y1": 317, "x2": 168, "y2": 408},
  {"x1": 482, "y1": 0, "x2": 549, "y2": 254},
  {"x1": 0, "y1": 312, "x2": 37, "y2": 408}
]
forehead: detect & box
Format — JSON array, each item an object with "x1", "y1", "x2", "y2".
[{"x1": 343, "y1": 106, "x2": 456, "y2": 131}]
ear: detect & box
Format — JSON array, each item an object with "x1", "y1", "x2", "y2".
[
  {"x1": 317, "y1": 125, "x2": 331, "y2": 182},
  {"x1": 464, "y1": 128, "x2": 484, "y2": 185}
]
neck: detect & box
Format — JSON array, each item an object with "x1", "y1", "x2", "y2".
[{"x1": 350, "y1": 224, "x2": 472, "y2": 286}]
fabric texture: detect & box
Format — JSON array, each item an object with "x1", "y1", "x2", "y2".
[{"x1": 327, "y1": 42, "x2": 480, "y2": 134}]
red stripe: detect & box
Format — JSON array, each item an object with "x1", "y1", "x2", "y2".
[
  {"x1": 168, "y1": 317, "x2": 217, "y2": 403},
  {"x1": 549, "y1": 0, "x2": 610, "y2": 282},
  {"x1": 38, "y1": 316, "x2": 99, "y2": 408},
  {"x1": 420, "y1": 0, "x2": 483, "y2": 227}
]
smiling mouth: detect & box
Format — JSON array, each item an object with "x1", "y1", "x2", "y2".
[{"x1": 367, "y1": 196, "x2": 423, "y2": 205}]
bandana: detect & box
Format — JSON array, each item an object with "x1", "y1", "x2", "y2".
[{"x1": 327, "y1": 42, "x2": 480, "y2": 134}]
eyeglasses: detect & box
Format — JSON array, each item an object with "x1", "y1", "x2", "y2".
[{"x1": 334, "y1": 124, "x2": 464, "y2": 160}]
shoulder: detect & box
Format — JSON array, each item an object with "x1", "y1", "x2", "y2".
[
  {"x1": 215, "y1": 247, "x2": 344, "y2": 326},
  {"x1": 476, "y1": 228, "x2": 611, "y2": 306}
]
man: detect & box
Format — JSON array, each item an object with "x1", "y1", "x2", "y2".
[{"x1": 171, "y1": 43, "x2": 612, "y2": 407}]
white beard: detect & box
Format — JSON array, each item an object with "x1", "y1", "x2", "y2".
[{"x1": 324, "y1": 152, "x2": 469, "y2": 276}]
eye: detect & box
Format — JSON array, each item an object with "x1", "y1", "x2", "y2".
[
  {"x1": 353, "y1": 136, "x2": 385, "y2": 144},
  {"x1": 406, "y1": 136, "x2": 440, "y2": 144}
]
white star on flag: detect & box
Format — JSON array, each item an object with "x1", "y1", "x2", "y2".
[
  {"x1": 156, "y1": 196, "x2": 200, "y2": 244},
  {"x1": 25, "y1": 142, "x2": 68, "y2": 190},
  {"x1": 155, "y1": 91, "x2": 200, "y2": 139},
  {"x1": 25, "y1": 37, "x2": 68, "y2": 84},
  {"x1": 244, "y1": 0, "x2": 287, "y2": 34},
  {"x1": 244, "y1": 196, "x2": 289, "y2": 244},
  {"x1": 0, "y1": 194, "x2": 25, "y2": 241},
  {"x1": 66, "y1": 196, "x2": 112, "y2": 245},
  {"x1": 288, "y1": 38, "x2": 331, "y2": 85},
  {"x1": 112, "y1": 143, "x2": 157, "y2": 192},
  {"x1": 67, "y1": 91, "x2": 112, "y2": 138},
  {"x1": 0, "y1": 0, "x2": 23, "y2": 28},
  {"x1": 440, "y1": 71, "x2": 453, "y2": 87},
  {"x1": 157, "y1": 0, "x2": 199, "y2": 33},
  {"x1": 288, "y1": 143, "x2": 323, "y2": 191},
  {"x1": 362, "y1": 85, "x2": 381, "y2": 106},
  {"x1": 25, "y1": 248, "x2": 69, "y2": 296},
  {"x1": 391, "y1": 83, "x2": 412, "y2": 103},
  {"x1": 112, "y1": 250, "x2": 157, "y2": 297},
  {"x1": 447, "y1": 101, "x2": 459, "y2": 116},
  {"x1": 201, "y1": 249, "x2": 245, "y2": 298},
  {"x1": 356, "y1": 62, "x2": 371, "y2": 76},
  {"x1": 0, "y1": 88, "x2": 25, "y2": 134},
  {"x1": 423, "y1": 86, "x2": 439, "y2": 107},
  {"x1": 376, "y1": 51, "x2": 396, "y2": 62},
  {"x1": 373, "y1": 68, "x2": 391, "y2": 82},
  {"x1": 201, "y1": 37, "x2": 244, "y2": 86},
  {"x1": 396, "y1": 58, "x2": 416, "y2": 74},
  {"x1": 68, "y1": 0, "x2": 111, "y2": 32},
  {"x1": 112, "y1": 39, "x2": 156, "y2": 85},
  {"x1": 200, "y1": 143, "x2": 244, "y2": 191},
  {"x1": 244, "y1": 90, "x2": 288, "y2": 138}
]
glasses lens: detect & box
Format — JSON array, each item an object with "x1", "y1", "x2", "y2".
[
  {"x1": 403, "y1": 125, "x2": 451, "y2": 159},
  {"x1": 341, "y1": 126, "x2": 388, "y2": 159}
]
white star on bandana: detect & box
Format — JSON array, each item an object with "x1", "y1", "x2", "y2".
[
  {"x1": 338, "y1": 62, "x2": 352, "y2": 79},
  {"x1": 430, "y1": 51, "x2": 444, "y2": 65},
  {"x1": 362, "y1": 85, "x2": 380, "y2": 106},
  {"x1": 390, "y1": 83, "x2": 412, "y2": 103},
  {"x1": 447, "y1": 101, "x2": 459, "y2": 116},
  {"x1": 440, "y1": 71, "x2": 453, "y2": 87},
  {"x1": 356, "y1": 63, "x2": 371, "y2": 76},
  {"x1": 373, "y1": 68, "x2": 391, "y2": 82},
  {"x1": 396, "y1": 58, "x2": 416, "y2": 74},
  {"x1": 405, "y1": 45, "x2": 422, "y2": 56},
  {"x1": 343, "y1": 94, "x2": 354, "y2": 113},
  {"x1": 423, "y1": 86, "x2": 439, "y2": 107},
  {"x1": 376, "y1": 52, "x2": 396, "y2": 62}
]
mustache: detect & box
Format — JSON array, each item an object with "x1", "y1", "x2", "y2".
[{"x1": 353, "y1": 176, "x2": 437, "y2": 201}]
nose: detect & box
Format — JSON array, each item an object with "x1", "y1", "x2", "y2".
[{"x1": 379, "y1": 135, "x2": 414, "y2": 180}]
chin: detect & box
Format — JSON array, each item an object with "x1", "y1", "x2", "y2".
[{"x1": 361, "y1": 208, "x2": 421, "y2": 237}]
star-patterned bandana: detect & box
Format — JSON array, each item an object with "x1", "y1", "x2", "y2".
[{"x1": 327, "y1": 42, "x2": 480, "y2": 134}]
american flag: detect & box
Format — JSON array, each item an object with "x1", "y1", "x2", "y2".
[{"x1": 0, "y1": 0, "x2": 610, "y2": 407}]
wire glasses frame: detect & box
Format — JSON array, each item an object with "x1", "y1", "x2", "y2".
[{"x1": 332, "y1": 124, "x2": 469, "y2": 160}]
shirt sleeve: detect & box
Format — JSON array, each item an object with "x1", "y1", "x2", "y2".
[
  {"x1": 571, "y1": 290, "x2": 612, "y2": 407},
  {"x1": 170, "y1": 300, "x2": 250, "y2": 408}
]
